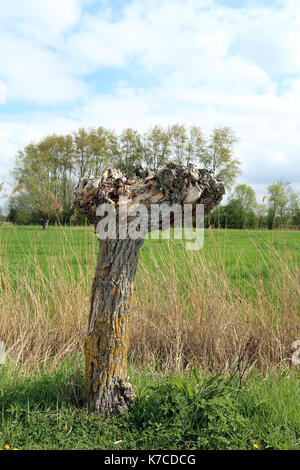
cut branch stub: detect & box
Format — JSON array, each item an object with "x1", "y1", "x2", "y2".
[{"x1": 74, "y1": 163, "x2": 225, "y2": 416}]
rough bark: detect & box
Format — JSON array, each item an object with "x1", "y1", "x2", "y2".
[
  {"x1": 84, "y1": 238, "x2": 143, "y2": 415},
  {"x1": 42, "y1": 216, "x2": 50, "y2": 230},
  {"x1": 74, "y1": 163, "x2": 225, "y2": 416}
]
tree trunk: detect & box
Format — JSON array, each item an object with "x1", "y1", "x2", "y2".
[
  {"x1": 42, "y1": 216, "x2": 50, "y2": 230},
  {"x1": 84, "y1": 238, "x2": 144, "y2": 415}
]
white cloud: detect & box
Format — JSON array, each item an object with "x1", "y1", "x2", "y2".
[
  {"x1": 0, "y1": 0, "x2": 89, "y2": 103},
  {"x1": 0, "y1": 113, "x2": 81, "y2": 167},
  {"x1": 0, "y1": 0, "x2": 83, "y2": 45},
  {"x1": 0, "y1": 82, "x2": 6, "y2": 104},
  {"x1": 236, "y1": 1, "x2": 300, "y2": 75},
  {"x1": 0, "y1": 31, "x2": 88, "y2": 103},
  {"x1": 65, "y1": 0, "x2": 240, "y2": 73}
]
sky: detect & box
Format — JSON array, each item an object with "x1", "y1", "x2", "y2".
[{"x1": 0, "y1": 0, "x2": 300, "y2": 205}]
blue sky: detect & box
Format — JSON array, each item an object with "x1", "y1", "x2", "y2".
[{"x1": 0, "y1": 0, "x2": 300, "y2": 204}]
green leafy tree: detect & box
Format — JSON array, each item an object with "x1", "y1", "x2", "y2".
[
  {"x1": 197, "y1": 127, "x2": 241, "y2": 191},
  {"x1": 73, "y1": 128, "x2": 95, "y2": 179},
  {"x1": 168, "y1": 124, "x2": 187, "y2": 163},
  {"x1": 115, "y1": 128, "x2": 144, "y2": 176},
  {"x1": 73, "y1": 127, "x2": 118, "y2": 178},
  {"x1": 208, "y1": 204, "x2": 228, "y2": 228},
  {"x1": 267, "y1": 182, "x2": 298, "y2": 228},
  {"x1": 143, "y1": 125, "x2": 171, "y2": 172},
  {"x1": 39, "y1": 134, "x2": 75, "y2": 214},
  {"x1": 88, "y1": 127, "x2": 118, "y2": 176},
  {"x1": 255, "y1": 202, "x2": 268, "y2": 228},
  {"x1": 292, "y1": 209, "x2": 300, "y2": 227},
  {"x1": 185, "y1": 126, "x2": 204, "y2": 165},
  {"x1": 13, "y1": 140, "x2": 64, "y2": 229},
  {"x1": 288, "y1": 190, "x2": 300, "y2": 222},
  {"x1": 7, "y1": 193, "x2": 37, "y2": 224},
  {"x1": 0, "y1": 207, "x2": 5, "y2": 224},
  {"x1": 228, "y1": 184, "x2": 257, "y2": 228}
]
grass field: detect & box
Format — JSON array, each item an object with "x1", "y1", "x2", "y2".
[
  {"x1": 1, "y1": 224, "x2": 299, "y2": 283},
  {"x1": 0, "y1": 357, "x2": 299, "y2": 450},
  {"x1": 1, "y1": 224, "x2": 299, "y2": 300},
  {"x1": 0, "y1": 225, "x2": 299, "y2": 450}
]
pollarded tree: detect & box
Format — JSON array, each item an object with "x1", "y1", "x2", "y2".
[{"x1": 74, "y1": 163, "x2": 225, "y2": 416}]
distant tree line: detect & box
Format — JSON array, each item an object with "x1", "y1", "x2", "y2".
[
  {"x1": 7, "y1": 124, "x2": 240, "y2": 228},
  {"x1": 5, "y1": 123, "x2": 299, "y2": 230},
  {"x1": 207, "y1": 182, "x2": 300, "y2": 229}
]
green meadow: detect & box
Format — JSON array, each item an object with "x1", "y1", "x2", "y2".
[{"x1": 1, "y1": 224, "x2": 299, "y2": 293}]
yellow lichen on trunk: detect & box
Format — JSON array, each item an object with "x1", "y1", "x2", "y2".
[{"x1": 83, "y1": 239, "x2": 141, "y2": 415}]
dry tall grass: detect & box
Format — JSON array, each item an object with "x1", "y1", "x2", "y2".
[
  {"x1": 0, "y1": 229, "x2": 93, "y2": 368},
  {"x1": 0, "y1": 227, "x2": 299, "y2": 371},
  {"x1": 130, "y1": 239, "x2": 299, "y2": 371}
]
